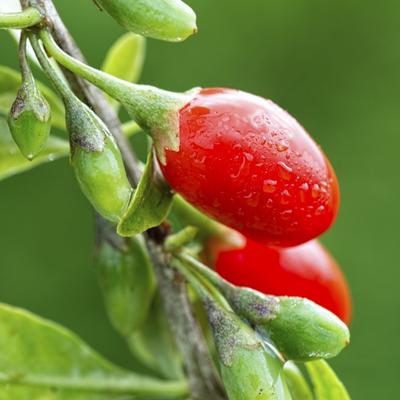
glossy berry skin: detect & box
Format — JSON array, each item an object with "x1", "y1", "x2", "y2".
[
  {"x1": 160, "y1": 88, "x2": 340, "y2": 247},
  {"x1": 215, "y1": 238, "x2": 351, "y2": 324}
]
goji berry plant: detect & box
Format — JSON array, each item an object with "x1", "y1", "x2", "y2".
[{"x1": 0, "y1": 0, "x2": 352, "y2": 399}]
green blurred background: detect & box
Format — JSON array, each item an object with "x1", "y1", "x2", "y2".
[{"x1": 0, "y1": 0, "x2": 397, "y2": 398}]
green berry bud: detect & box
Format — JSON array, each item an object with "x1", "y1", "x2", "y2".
[
  {"x1": 205, "y1": 299, "x2": 292, "y2": 400},
  {"x1": 95, "y1": 0, "x2": 197, "y2": 42},
  {"x1": 65, "y1": 97, "x2": 133, "y2": 222},
  {"x1": 97, "y1": 235, "x2": 155, "y2": 336},
  {"x1": 226, "y1": 287, "x2": 350, "y2": 362},
  {"x1": 7, "y1": 73, "x2": 51, "y2": 161}
]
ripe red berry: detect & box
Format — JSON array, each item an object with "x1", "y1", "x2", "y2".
[
  {"x1": 160, "y1": 88, "x2": 340, "y2": 247},
  {"x1": 214, "y1": 237, "x2": 352, "y2": 324}
]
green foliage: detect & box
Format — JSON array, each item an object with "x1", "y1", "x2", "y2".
[
  {"x1": 117, "y1": 150, "x2": 173, "y2": 236},
  {"x1": 306, "y1": 360, "x2": 351, "y2": 400},
  {"x1": 0, "y1": 117, "x2": 68, "y2": 181},
  {"x1": 283, "y1": 362, "x2": 313, "y2": 400},
  {"x1": 128, "y1": 295, "x2": 184, "y2": 380},
  {"x1": 0, "y1": 303, "x2": 188, "y2": 398},
  {"x1": 97, "y1": 235, "x2": 155, "y2": 336},
  {"x1": 102, "y1": 32, "x2": 146, "y2": 108}
]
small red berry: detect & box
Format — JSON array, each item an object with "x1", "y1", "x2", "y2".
[
  {"x1": 160, "y1": 88, "x2": 340, "y2": 247},
  {"x1": 214, "y1": 237, "x2": 352, "y2": 324}
]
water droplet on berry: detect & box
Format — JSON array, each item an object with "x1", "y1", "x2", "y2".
[
  {"x1": 278, "y1": 161, "x2": 293, "y2": 180},
  {"x1": 281, "y1": 209, "x2": 293, "y2": 220},
  {"x1": 263, "y1": 179, "x2": 277, "y2": 193},
  {"x1": 315, "y1": 205, "x2": 325, "y2": 215},
  {"x1": 276, "y1": 140, "x2": 289, "y2": 152},
  {"x1": 311, "y1": 183, "x2": 321, "y2": 199},
  {"x1": 244, "y1": 152, "x2": 254, "y2": 161},
  {"x1": 244, "y1": 192, "x2": 260, "y2": 207},
  {"x1": 280, "y1": 189, "x2": 291, "y2": 205}
]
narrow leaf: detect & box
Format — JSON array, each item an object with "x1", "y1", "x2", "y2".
[
  {"x1": 0, "y1": 303, "x2": 187, "y2": 398},
  {"x1": 0, "y1": 118, "x2": 69, "y2": 181},
  {"x1": 0, "y1": 65, "x2": 65, "y2": 129},
  {"x1": 117, "y1": 150, "x2": 173, "y2": 236},
  {"x1": 0, "y1": 386, "x2": 123, "y2": 400},
  {"x1": 102, "y1": 33, "x2": 146, "y2": 108},
  {"x1": 306, "y1": 360, "x2": 351, "y2": 400},
  {"x1": 284, "y1": 362, "x2": 313, "y2": 400}
]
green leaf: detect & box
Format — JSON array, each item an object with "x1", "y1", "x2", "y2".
[
  {"x1": 306, "y1": 360, "x2": 351, "y2": 400},
  {"x1": 128, "y1": 295, "x2": 183, "y2": 380},
  {"x1": 284, "y1": 362, "x2": 313, "y2": 400},
  {"x1": 0, "y1": 118, "x2": 69, "y2": 181},
  {"x1": 0, "y1": 65, "x2": 65, "y2": 130},
  {"x1": 117, "y1": 150, "x2": 173, "y2": 236},
  {"x1": 0, "y1": 303, "x2": 188, "y2": 398},
  {"x1": 97, "y1": 235, "x2": 156, "y2": 336},
  {"x1": 102, "y1": 33, "x2": 146, "y2": 108},
  {"x1": 0, "y1": 386, "x2": 124, "y2": 400}
]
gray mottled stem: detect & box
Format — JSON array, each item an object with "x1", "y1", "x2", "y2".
[{"x1": 25, "y1": 0, "x2": 226, "y2": 398}]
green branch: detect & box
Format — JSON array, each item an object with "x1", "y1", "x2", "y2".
[{"x1": 0, "y1": 7, "x2": 42, "y2": 29}]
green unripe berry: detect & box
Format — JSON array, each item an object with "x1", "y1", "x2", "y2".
[
  {"x1": 65, "y1": 98, "x2": 133, "y2": 222},
  {"x1": 95, "y1": 0, "x2": 197, "y2": 42},
  {"x1": 226, "y1": 287, "x2": 350, "y2": 362},
  {"x1": 205, "y1": 299, "x2": 292, "y2": 400},
  {"x1": 260, "y1": 296, "x2": 350, "y2": 362},
  {"x1": 97, "y1": 235, "x2": 155, "y2": 336},
  {"x1": 8, "y1": 74, "x2": 51, "y2": 160}
]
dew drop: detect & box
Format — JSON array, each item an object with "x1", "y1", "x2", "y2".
[
  {"x1": 276, "y1": 140, "x2": 289, "y2": 152},
  {"x1": 266, "y1": 198, "x2": 274, "y2": 208},
  {"x1": 311, "y1": 183, "x2": 321, "y2": 199},
  {"x1": 263, "y1": 179, "x2": 277, "y2": 193},
  {"x1": 281, "y1": 209, "x2": 293, "y2": 220},
  {"x1": 230, "y1": 155, "x2": 246, "y2": 179},
  {"x1": 244, "y1": 192, "x2": 260, "y2": 207},
  {"x1": 315, "y1": 205, "x2": 325, "y2": 215},
  {"x1": 280, "y1": 189, "x2": 291, "y2": 205},
  {"x1": 278, "y1": 161, "x2": 293, "y2": 180},
  {"x1": 299, "y1": 182, "x2": 309, "y2": 202},
  {"x1": 244, "y1": 152, "x2": 254, "y2": 161}
]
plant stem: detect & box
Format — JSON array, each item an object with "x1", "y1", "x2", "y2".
[
  {"x1": 178, "y1": 252, "x2": 233, "y2": 294},
  {"x1": 29, "y1": 34, "x2": 74, "y2": 101},
  {"x1": 0, "y1": 7, "x2": 42, "y2": 29},
  {"x1": 26, "y1": 1, "x2": 226, "y2": 398},
  {"x1": 18, "y1": 32, "x2": 33, "y2": 84},
  {"x1": 172, "y1": 254, "x2": 231, "y2": 310}
]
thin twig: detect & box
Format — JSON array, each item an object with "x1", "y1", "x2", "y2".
[{"x1": 24, "y1": 1, "x2": 226, "y2": 398}]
